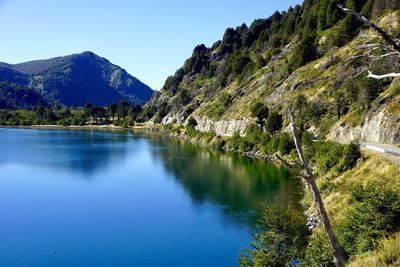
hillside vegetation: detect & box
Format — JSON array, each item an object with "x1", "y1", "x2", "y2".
[
  {"x1": 145, "y1": 0, "x2": 400, "y2": 266},
  {"x1": 0, "y1": 51, "x2": 153, "y2": 107},
  {"x1": 147, "y1": 0, "x2": 400, "y2": 144}
]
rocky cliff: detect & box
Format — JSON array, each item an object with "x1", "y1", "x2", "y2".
[{"x1": 148, "y1": 5, "x2": 400, "y2": 144}]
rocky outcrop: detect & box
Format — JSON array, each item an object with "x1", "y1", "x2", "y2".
[
  {"x1": 328, "y1": 109, "x2": 400, "y2": 144},
  {"x1": 161, "y1": 113, "x2": 253, "y2": 136},
  {"x1": 161, "y1": 112, "x2": 187, "y2": 125},
  {"x1": 194, "y1": 116, "x2": 253, "y2": 136}
]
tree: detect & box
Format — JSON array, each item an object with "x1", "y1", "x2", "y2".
[
  {"x1": 116, "y1": 100, "x2": 128, "y2": 120},
  {"x1": 239, "y1": 203, "x2": 309, "y2": 267},
  {"x1": 186, "y1": 116, "x2": 197, "y2": 128},
  {"x1": 288, "y1": 108, "x2": 345, "y2": 267},
  {"x1": 339, "y1": 141, "x2": 361, "y2": 171},
  {"x1": 107, "y1": 103, "x2": 117, "y2": 122},
  {"x1": 84, "y1": 102, "x2": 93, "y2": 123},
  {"x1": 91, "y1": 107, "x2": 106, "y2": 124},
  {"x1": 249, "y1": 102, "x2": 269, "y2": 125},
  {"x1": 265, "y1": 111, "x2": 283, "y2": 134},
  {"x1": 128, "y1": 104, "x2": 143, "y2": 123},
  {"x1": 338, "y1": 5, "x2": 400, "y2": 79},
  {"x1": 289, "y1": 32, "x2": 317, "y2": 71}
]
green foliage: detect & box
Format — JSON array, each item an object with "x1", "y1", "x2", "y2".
[
  {"x1": 249, "y1": 102, "x2": 269, "y2": 124},
  {"x1": 289, "y1": 32, "x2": 317, "y2": 71},
  {"x1": 187, "y1": 117, "x2": 198, "y2": 128},
  {"x1": 229, "y1": 132, "x2": 242, "y2": 151},
  {"x1": 245, "y1": 124, "x2": 262, "y2": 144},
  {"x1": 304, "y1": 140, "x2": 362, "y2": 175},
  {"x1": 0, "y1": 82, "x2": 46, "y2": 109},
  {"x1": 338, "y1": 141, "x2": 362, "y2": 171},
  {"x1": 239, "y1": 203, "x2": 309, "y2": 267},
  {"x1": 301, "y1": 131, "x2": 314, "y2": 147},
  {"x1": 338, "y1": 177, "x2": 400, "y2": 258},
  {"x1": 0, "y1": 101, "x2": 146, "y2": 127},
  {"x1": 302, "y1": 232, "x2": 335, "y2": 267},
  {"x1": 278, "y1": 132, "x2": 295, "y2": 155},
  {"x1": 265, "y1": 111, "x2": 283, "y2": 134}
]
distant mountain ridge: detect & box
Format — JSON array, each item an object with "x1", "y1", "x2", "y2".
[{"x1": 0, "y1": 51, "x2": 153, "y2": 107}]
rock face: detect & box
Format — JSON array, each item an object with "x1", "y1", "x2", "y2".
[
  {"x1": 161, "y1": 113, "x2": 253, "y2": 136},
  {"x1": 194, "y1": 116, "x2": 253, "y2": 136},
  {"x1": 328, "y1": 110, "x2": 400, "y2": 144}
]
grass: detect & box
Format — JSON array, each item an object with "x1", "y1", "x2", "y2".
[{"x1": 348, "y1": 233, "x2": 400, "y2": 267}]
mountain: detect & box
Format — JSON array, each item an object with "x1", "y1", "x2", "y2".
[
  {"x1": 148, "y1": 0, "x2": 400, "y2": 144},
  {"x1": 0, "y1": 81, "x2": 46, "y2": 109},
  {"x1": 144, "y1": 1, "x2": 400, "y2": 265},
  {"x1": 0, "y1": 51, "x2": 153, "y2": 107}
]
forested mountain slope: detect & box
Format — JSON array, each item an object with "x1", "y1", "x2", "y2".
[
  {"x1": 148, "y1": 0, "x2": 400, "y2": 144},
  {"x1": 0, "y1": 51, "x2": 153, "y2": 107}
]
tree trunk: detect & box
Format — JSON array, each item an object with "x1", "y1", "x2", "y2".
[
  {"x1": 338, "y1": 5, "x2": 400, "y2": 53},
  {"x1": 288, "y1": 108, "x2": 345, "y2": 267}
]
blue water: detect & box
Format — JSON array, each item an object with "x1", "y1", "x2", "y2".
[{"x1": 0, "y1": 128, "x2": 299, "y2": 267}]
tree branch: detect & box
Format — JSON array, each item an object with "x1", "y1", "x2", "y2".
[
  {"x1": 367, "y1": 71, "x2": 400, "y2": 79},
  {"x1": 288, "y1": 108, "x2": 345, "y2": 267},
  {"x1": 338, "y1": 5, "x2": 400, "y2": 53}
]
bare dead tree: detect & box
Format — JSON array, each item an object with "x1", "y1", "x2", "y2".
[
  {"x1": 338, "y1": 5, "x2": 400, "y2": 79},
  {"x1": 288, "y1": 108, "x2": 345, "y2": 267}
]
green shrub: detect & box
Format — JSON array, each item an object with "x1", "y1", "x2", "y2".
[
  {"x1": 265, "y1": 111, "x2": 283, "y2": 134},
  {"x1": 337, "y1": 141, "x2": 362, "y2": 172},
  {"x1": 278, "y1": 132, "x2": 295, "y2": 155},
  {"x1": 239, "y1": 203, "x2": 309, "y2": 267},
  {"x1": 187, "y1": 116, "x2": 198, "y2": 127},
  {"x1": 250, "y1": 102, "x2": 269, "y2": 124},
  {"x1": 238, "y1": 138, "x2": 253, "y2": 154},
  {"x1": 257, "y1": 132, "x2": 272, "y2": 154},
  {"x1": 267, "y1": 135, "x2": 280, "y2": 154},
  {"x1": 338, "y1": 177, "x2": 400, "y2": 258},
  {"x1": 301, "y1": 131, "x2": 314, "y2": 147},
  {"x1": 245, "y1": 123, "x2": 262, "y2": 145},
  {"x1": 302, "y1": 232, "x2": 335, "y2": 267}
]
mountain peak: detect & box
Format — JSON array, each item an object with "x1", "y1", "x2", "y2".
[{"x1": 0, "y1": 53, "x2": 154, "y2": 107}]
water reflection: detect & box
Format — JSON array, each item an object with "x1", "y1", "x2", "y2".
[
  {"x1": 0, "y1": 128, "x2": 304, "y2": 267},
  {"x1": 146, "y1": 133, "x2": 303, "y2": 226},
  {"x1": 0, "y1": 128, "x2": 139, "y2": 176}
]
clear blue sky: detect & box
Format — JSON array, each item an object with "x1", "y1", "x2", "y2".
[{"x1": 0, "y1": 0, "x2": 303, "y2": 90}]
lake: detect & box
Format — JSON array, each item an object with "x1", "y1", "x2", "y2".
[{"x1": 0, "y1": 128, "x2": 302, "y2": 267}]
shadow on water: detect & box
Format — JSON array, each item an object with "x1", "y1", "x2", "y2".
[{"x1": 144, "y1": 132, "x2": 304, "y2": 228}]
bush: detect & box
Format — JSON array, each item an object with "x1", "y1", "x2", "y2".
[
  {"x1": 302, "y1": 232, "x2": 335, "y2": 267},
  {"x1": 267, "y1": 135, "x2": 280, "y2": 154},
  {"x1": 301, "y1": 131, "x2": 314, "y2": 147},
  {"x1": 337, "y1": 141, "x2": 362, "y2": 172},
  {"x1": 229, "y1": 132, "x2": 242, "y2": 151},
  {"x1": 265, "y1": 111, "x2": 283, "y2": 134},
  {"x1": 239, "y1": 203, "x2": 309, "y2": 267},
  {"x1": 257, "y1": 132, "x2": 271, "y2": 154},
  {"x1": 338, "y1": 178, "x2": 400, "y2": 258},
  {"x1": 238, "y1": 138, "x2": 253, "y2": 154},
  {"x1": 245, "y1": 123, "x2": 262, "y2": 145},
  {"x1": 278, "y1": 132, "x2": 295, "y2": 155},
  {"x1": 187, "y1": 116, "x2": 198, "y2": 127},
  {"x1": 250, "y1": 102, "x2": 269, "y2": 124}
]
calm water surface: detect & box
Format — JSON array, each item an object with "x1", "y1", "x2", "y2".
[{"x1": 0, "y1": 128, "x2": 301, "y2": 267}]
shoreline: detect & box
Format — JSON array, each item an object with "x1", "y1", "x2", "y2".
[
  {"x1": 0, "y1": 124, "x2": 146, "y2": 131},
  {"x1": 1, "y1": 123, "x2": 295, "y2": 169}
]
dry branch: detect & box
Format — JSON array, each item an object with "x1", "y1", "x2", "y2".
[
  {"x1": 288, "y1": 108, "x2": 345, "y2": 267},
  {"x1": 338, "y1": 5, "x2": 400, "y2": 53},
  {"x1": 367, "y1": 71, "x2": 400, "y2": 79}
]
